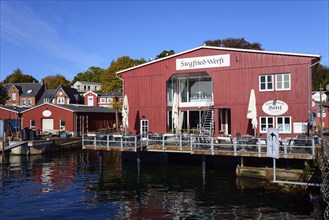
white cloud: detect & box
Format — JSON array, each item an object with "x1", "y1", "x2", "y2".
[{"x1": 1, "y1": 2, "x2": 106, "y2": 70}]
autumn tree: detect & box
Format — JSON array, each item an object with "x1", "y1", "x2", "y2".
[
  {"x1": 101, "y1": 56, "x2": 146, "y2": 92},
  {"x1": 3, "y1": 68, "x2": 38, "y2": 83},
  {"x1": 42, "y1": 74, "x2": 71, "y2": 89},
  {"x1": 204, "y1": 37, "x2": 264, "y2": 50},
  {"x1": 71, "y1": 66, "x2": 104, "y2": 85},
  {"x1": 155, "y1": 50, "x2": 175, "y2": 59},
  {"x1": 0, "y1": 83, "x2": 9, "y2": 104},
  {"x1": 312, "y1": 64, "x2": 329, "y2": 91}
]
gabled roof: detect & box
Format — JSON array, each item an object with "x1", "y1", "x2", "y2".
[
  {"x1": 83, "y1": 90, "x2": 98, "y2": 97},
  {"x1": 36, "y1": 89, "x2": 56, "y2": 105},
  {"x1": 5, "y1": 83, "x2": 44, "y2": 97},
  {"x1": 21, "y1": 102, "x2": 115, "y2": 114},
  {"x1": 50, "y1": 85, "x2": 82, "y2": 104},
  {"x1": 0, "y1": 105, "x2": 30, "y2": 113},
  {"x1": 116, "y1": 45, "x2": 321, "y2": 74}
]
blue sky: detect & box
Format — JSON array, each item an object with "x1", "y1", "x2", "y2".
[{"x1": 1, "y1": 0, "x2": 328, "y2": 82}]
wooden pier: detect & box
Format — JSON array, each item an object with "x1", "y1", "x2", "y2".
[{"x1": 82, "y1": 134, "x2": 318, "y2": 160}]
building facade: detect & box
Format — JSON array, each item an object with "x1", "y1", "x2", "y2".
[
  {"x1": 83, "y1": 91, "x2": 122, "y2": 108},
  {"x1": 5, "y1": 83, "x2": 45, "y2": 107},
  {"x1": 72, "y1": 81, "x2": 101, "y2": 93},
  {"x1": 117, "y1": 46, "x2": 320, "y2": 138},
  {"x1": 20, "y1": 103, "x2": 116, "y2": 136}
]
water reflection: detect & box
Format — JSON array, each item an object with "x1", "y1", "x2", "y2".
[{"x1": 0, "y1": 150, "x2": 326, "y2": 219}]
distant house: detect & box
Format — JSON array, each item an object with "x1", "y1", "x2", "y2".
[
  {"x1": 4, "y1": 83, "x2": 45, "y2": 107},
  {"x1": 72, "y1": 81, "x2": 101, "y2": 93},
  {"x1": 50, "y1": 85, "x2": 83, "y2": 105},
  {"x1": 83, "y1": 91, "x2": 122, "y2": 108}
]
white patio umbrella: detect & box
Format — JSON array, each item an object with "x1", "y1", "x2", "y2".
[
  {"x1": 172, "y1": 93, "x2": 179, "y2": 133},
  {"x1": 122, "y1": 95, "x2": 129, "y2": 130},
  {"x1": 247, "y1": 89, "x2": 258, "y2": 136}
]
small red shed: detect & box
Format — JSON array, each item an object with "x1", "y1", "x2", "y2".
[{"x1": 21, "y1": 103, "x2": 116, "y2": 136}]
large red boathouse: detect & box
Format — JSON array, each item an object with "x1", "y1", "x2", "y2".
[{"x1": 117, "y1": 46, "x2": 320, "y2": 138}]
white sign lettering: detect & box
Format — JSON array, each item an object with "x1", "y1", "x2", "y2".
[
  {"x1": 176, "y1": 54, "x2": 230, "y2": 70},
  {"x1": 262, "y1": 99, "x2": 288, "y2": 116}
]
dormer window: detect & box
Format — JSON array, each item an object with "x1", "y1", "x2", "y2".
[{"x1": 27, "y1": 89, "x2": 33, "y2": 94}]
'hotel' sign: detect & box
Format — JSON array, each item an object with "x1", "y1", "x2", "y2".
[{"x1": 176, "y1": 54, "x2": 230, "y2": 70}]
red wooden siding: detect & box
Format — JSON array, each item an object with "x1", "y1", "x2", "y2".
[{"x1": 121, "y1": 47, "x2": 320, "y2": 137}]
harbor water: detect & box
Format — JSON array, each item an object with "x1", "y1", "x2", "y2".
[{"x1": 0, "y1": 149, "x2": 326, "y2": 219}]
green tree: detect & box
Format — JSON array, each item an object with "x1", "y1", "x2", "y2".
[
  {"x1": 71, "y1": 66, "x2": 104, "y2": 85},
  {"x1": 204, "y1": 37, "x2": 264, "y2": 50},
  {"x1": 0, "y1": 83, "x2": 9, "y2": 104},
  {"x1": 312, "y1": 64, "x2": 329, "y2": 91},
  {"x1": 155, "y1": 50, "x2": 175, "y2": 59},
  {"x1": 101, "y1": 56, "x2": 146, "y2": 92},
  {"x1": 42, "y1": 74, "x2": 71, "y2": 89},
  {"x1": 3, "y1": 68, "x2": 38, "y2": 83}
]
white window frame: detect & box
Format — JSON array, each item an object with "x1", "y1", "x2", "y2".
[
  {"x1": 260, "y1": 116, "x2": 274, "y2": 133},
  {"x1": 60, "y1": 119, "x2": 65, "y2": 130},
  {"x1": 22, "y1": 98, "x2": 26, "y2": 106},
  {"x1": 260, "y1": 116, "x2": 292, "y2": 134},
  {"x1": 107, "y1": 98, "x2": 112, "y2": 103},
  {"x1": 28, "y1": 98, "x2": 32, "y2": 106},
  {"x1": 259, "y1": 75, "x2": 274, "y2": 91},
  {"x1": 276, "y1": 116, "x2": 292, "y2": 133},
  {"x1": 275, "y1": 73, "x2": 291, "y2": 91},
  {"x1": 30, "y1": 119, "x2": 35, "y2": 128},
  {"x1": 100, "y1": 98, "x2": 106, "y2": 103},
  {"x1": 12, "y1": 93, "x2": 16, "y2": 101},
  {"x1": 57, "y1": 97, "x2": 65, "y2": 104}
]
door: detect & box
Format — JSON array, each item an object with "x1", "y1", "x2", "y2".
[
  {"x1": 42, "y1": 118, "x2": 54, "y2": 134},
  {"x1": 87, "y1": 96, "x2": 94, "y2": 106}
]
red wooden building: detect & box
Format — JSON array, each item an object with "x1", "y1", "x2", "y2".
[
  {"x1": 20, "y1": 103, "x2": 116, "y2": 136},
  {"x1": 117, "y1": 46, "x2": 320, "y2": 138}
]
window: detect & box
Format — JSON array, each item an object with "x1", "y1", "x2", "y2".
[
  {"x1": 27, "y1": 89, "x2": 32, "y2": 94},
  {"x1": 43, "y1": 98, "x2": 49, "y2": 103},
  {"x1": 57, "y1": 97, "x2": 65, "y2": 104},
  {"x1": 30, "y1": 120, "x2": 35, "y2": 128},
  {"x1": 276, "y1": 116, "x2": 291, "y2": 133},
  {"x1": 12, "y1": 93, "x2": 16, "y2": 101},
  {"x1": 22, "y1": 99, "x2": 26, "y2": 106},
  {"x1": 259, "y1": 75, "x2": 274, "y2": 91},
  {"x1": 107, "y1": 98, "x2": 112, "y2": 103},
  {"x1": 60, "y1": 119, "x2": 65, "y2": 130},
  {"x1": 28, "y1": 98, "x2": 32, "y2": 106},
  {"x1": 275, "y1": 73, "x2": 291, "y2": 91},
  {"x1": 100, "y1": 98, "x2": 106, "y2": 103},
  {"x1": 260, "y1": 116, "x2": 274, "y2": 132},
  {"x1": 260, "y1": 116, "x2": 292, "y2": 133}
]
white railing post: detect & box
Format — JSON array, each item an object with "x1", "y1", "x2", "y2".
[
  {"x1": 312, "y1": 138, "x2": 315, "y2": 156},
  {"x1": 233, "y1": 137, "x2": 237, "y2": 156},
  {"x1": 120, "y1": 137, "x2": 123, "y2": 151},
  {"x1": 211, "y1": 137, "x2": 214, "y2": 155},
  {"x1": 258, "y1": 138, "x2": 261, "y2": 157},
  {"x1": 93, "y1": 136, "x2": 96, "y2": 149},
  {"x1": 190, "y1": 137, "x2": 193, "y2": 153},
  {"x1": 180, "y1": 134, "x2": 182, "y2": 151}
]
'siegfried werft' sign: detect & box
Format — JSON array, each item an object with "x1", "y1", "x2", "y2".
[{"x1": 176, "y1": 54, "x2": 230, "y2": 70}]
